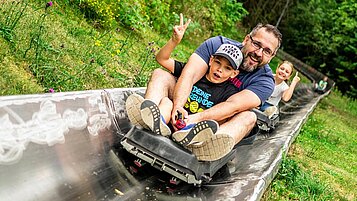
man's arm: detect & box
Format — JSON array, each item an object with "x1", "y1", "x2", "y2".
[{"x1": 187, "y1": 89, "x2": 261, "y2": 123}]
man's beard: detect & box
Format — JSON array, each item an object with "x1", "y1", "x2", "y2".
[{"x1": 241, "y1": 52, "x2": 263, "y2": 72}]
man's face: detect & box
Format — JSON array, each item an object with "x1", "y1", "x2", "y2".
[{"x1": 241, "y1": 28, "x2": 279, "y2": 72}]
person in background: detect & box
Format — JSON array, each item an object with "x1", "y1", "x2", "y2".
[
  {"x1": 259, "y1": 61, "x2": 300, "y2": 117},
  {"x1": 315, "y1": 76, "x2": 328, "y2": 94}
]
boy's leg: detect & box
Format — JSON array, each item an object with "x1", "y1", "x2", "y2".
[
  {"x1": 145, "y1": 69, "x2": 177, "y2": 105},
  {"x1": 126, "y1": 68, "x2": 176, "y2": 128},
  {"x1": 158, "y1": 97, "x2": 173, "y2": 124}
]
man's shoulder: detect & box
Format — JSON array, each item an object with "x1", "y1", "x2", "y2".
[{"x1": 209, "y1": 36, "x2": 242, "y2": 47}]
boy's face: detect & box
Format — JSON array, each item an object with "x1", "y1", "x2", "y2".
[
  {"x1": 206, "y1": 56, "x2": 239, "y2": 84},
  {"x1": 276, "y1": 63, "x2": 292, "y2": 80}
]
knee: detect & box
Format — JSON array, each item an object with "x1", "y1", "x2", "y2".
[
  {"x1": 150, "y1": 68, "x2": 170, "y2": 80},
  {"x1": 149, "y1": 69, "x2": 175, "y2": 85},
  {"x1": 231, "y1": 111, "x2": 257, "y2": 126},
  {"x1": 243, "y1": 111, "x2": 257, "y2": 125}
]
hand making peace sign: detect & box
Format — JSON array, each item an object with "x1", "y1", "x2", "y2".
[{"x1": 172, "y1": 13, "x2": 191, "y2": 44}]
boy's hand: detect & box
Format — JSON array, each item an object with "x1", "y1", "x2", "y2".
[
  {"x1": 172, "y1": 13, "x2": 191, "y2": 44},
  {"x1": 171, "y1": 106, "x2": 188, "y2": 130}
]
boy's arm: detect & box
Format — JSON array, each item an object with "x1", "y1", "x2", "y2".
[
  {"x1": 156, "y1": 13, "x2": 191, "y2": 73},
  {"x1": 155, "y1": 38, "x2": 179, "y2": 73}
]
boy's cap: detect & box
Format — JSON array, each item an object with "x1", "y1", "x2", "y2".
[{"x1": 213, "y1": 44, "x2": 243, "y2": 70}]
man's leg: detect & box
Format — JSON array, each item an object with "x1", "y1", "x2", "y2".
[
  {"x1": 219, "y1": 111, "x2": 257, "y2": 144},
  {"x1": 145, "y1": 69, "x2": 176, "y2": 105},
  {"x1": 126, "y1": 68, "x2": 175, "y2": 128}
]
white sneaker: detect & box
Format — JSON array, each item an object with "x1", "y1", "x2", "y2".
[{"x1": 264, "y1": 106, "x2": 278, "y2": 118}]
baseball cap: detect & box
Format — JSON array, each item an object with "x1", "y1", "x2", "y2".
[{"x1": 213, "y1": 44, "x2": 243, "y2": 70}]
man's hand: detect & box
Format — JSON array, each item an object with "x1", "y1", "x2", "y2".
[{"x1": 172, "y1": 13, "x2": 191, "y2": 44}]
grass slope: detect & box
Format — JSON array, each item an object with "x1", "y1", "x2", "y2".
[{"x1": 262, "y1": 91, "x2": 357, "y2": 201}]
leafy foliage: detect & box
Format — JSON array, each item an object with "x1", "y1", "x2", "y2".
[
  {"x1": 241, "y1": 0, "x2": 357, "y2": 98},
  {"x1": 264, "y1": 157, "x2": 334, "y2": 200},
  {"x1": 77, "y1": 0, "x2": 247, "y2": 42},
  {"x1": 280, "y1": 0, "x2": 357, "y2": 98}
]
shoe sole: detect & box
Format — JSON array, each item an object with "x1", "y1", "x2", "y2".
[
  {"x1": 187, "y1": 134, "x2": 234, "y2": 161},
  {"x1": 125, "y1": 93, "x2": 149, "y2": 129},
  {"x1": 172, "y1": 120, "x2": 218, "y2": 146},
  {"x1": 140, "y1": 99, "x2": 171, "y2": 137}
]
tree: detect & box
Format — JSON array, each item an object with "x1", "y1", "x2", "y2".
[{"x1": 279, "y1": 0, "x2": 357, "y2": 98}]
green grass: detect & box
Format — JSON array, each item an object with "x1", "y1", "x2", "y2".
[
  {"x1": 262, "y1": 91, "x2": 357, "y2": 201},
  {"x1": 0, "y1": 1, "x2": 197, "y2": 94}
]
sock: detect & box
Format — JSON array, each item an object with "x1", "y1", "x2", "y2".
[
  {"x1": 160, "y1": 115, "x2": 166, "y2": 124},
  {"x1": 181, "y1": 123, "x2": 195, "y2": 130}
]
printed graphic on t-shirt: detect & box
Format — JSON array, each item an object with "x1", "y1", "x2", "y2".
[
  {"x1": 184, "y1": 86, "x2": 213, "y2": 113},
  {"x1": 229, "y1": 77, "x2": 242, "y2": 88}
]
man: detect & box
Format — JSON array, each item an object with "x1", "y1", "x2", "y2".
[{"x1": 127, "y1": 16, "x2": 282, "y2": 161}]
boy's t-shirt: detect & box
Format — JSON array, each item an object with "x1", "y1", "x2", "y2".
[
  {"x1": 174, "y1": 61, "x2": 239, "y2": 114},
  {"x1": 194, "y1": 36, "x2": 275, "y2": 105}
]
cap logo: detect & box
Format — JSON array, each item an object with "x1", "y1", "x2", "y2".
[
  {"x1": 213, "y1": 44, "x2": 243, "y2": 70},
  {"x1": 221, "y1": 45, "x2": 241, "y2": 61}
]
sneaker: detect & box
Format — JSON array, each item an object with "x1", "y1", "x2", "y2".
[
  {"x1": 172, "y1": 120, "x2": 219, "y2": 146},
  {"x1": 125, "y1": 93, "x2": 149, "y2": 129},
  {"x1": 187, "y1": 133, "x2": 235, "y2": 161},
  {"x1": 140, "y1": 99, "x2": 171, "y2": 137},
  {"x1": 264, "y1": 106, "x2": 278, "y2": 118}
]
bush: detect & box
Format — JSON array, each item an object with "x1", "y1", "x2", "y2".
[{"x1": 77, "y1": 0, "x2": 247, "y2": 41}]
